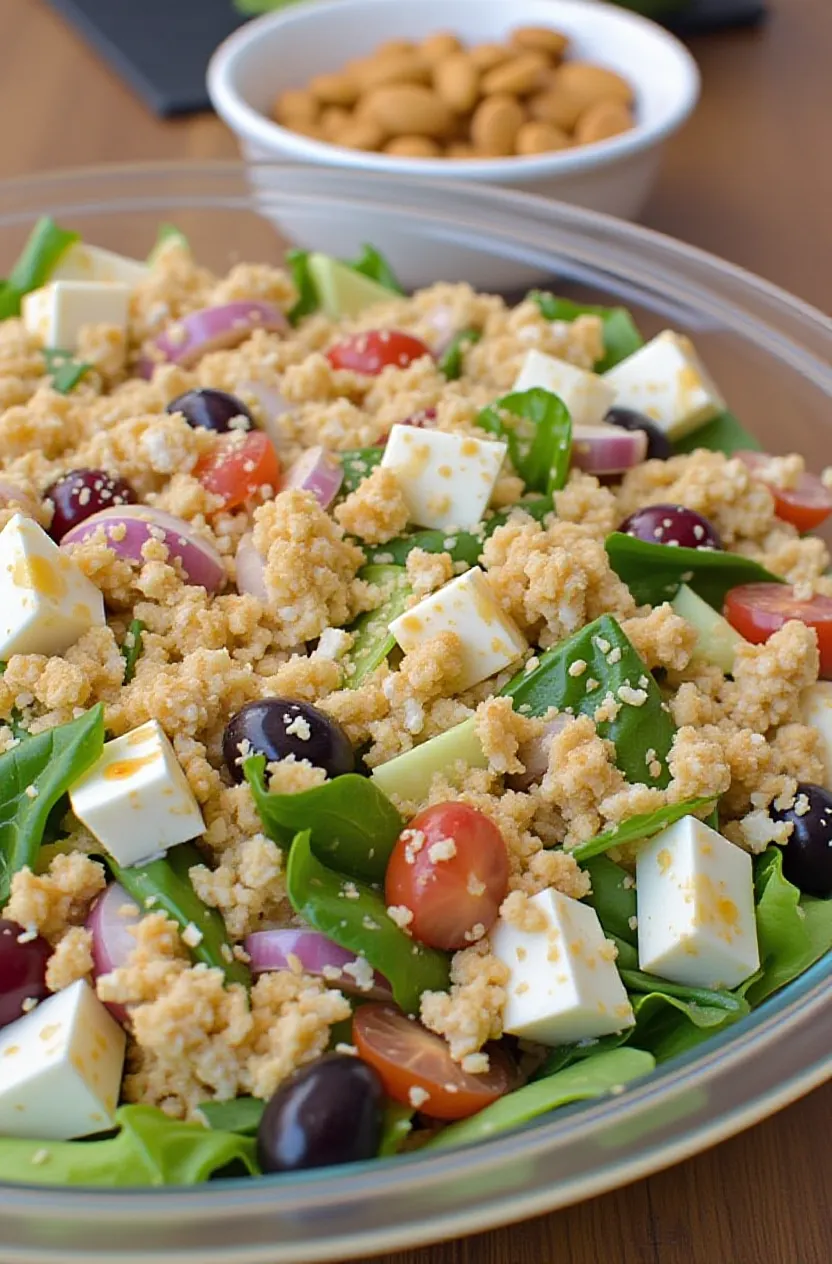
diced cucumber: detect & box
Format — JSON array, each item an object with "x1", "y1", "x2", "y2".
[
  {"x1": 671, "y1": 583, "x2": 746, "y2": 674},
  {"x1": 306, "y1": 253, "x2": 394, "y2": 320},
  {"x1": 343, "y1": 565, "x2": 411, "y2": 688},
  {"x1": 371, "y1": 717, "x2": 486, "y2": 801}
]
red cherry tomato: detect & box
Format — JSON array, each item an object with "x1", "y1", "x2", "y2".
[
  {"x1": 353, "y1": 1003, "x2": 514, "y2": 1121},
  {"x1": 326, "y1": 330, "x2": 432, "y2": 376},
  {"x1": 385, "y1": 802, "x2": 509, "y2": 952},
  {"x1": 735, "y1": 450, "x2": 832, "y2": 532},
  {"x1": 195, "y1": 432, "x2": 281, "y2": 510},
  {"x1": 724, "y1": 583, "x2": 832, "y2": 678}
]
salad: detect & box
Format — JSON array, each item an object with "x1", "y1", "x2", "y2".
[{"x1": 0, "y1": 219, "x2": 827, "y2": 1187}]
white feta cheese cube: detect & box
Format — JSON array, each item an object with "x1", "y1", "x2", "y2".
[
  {"x1": 0, "y1": 513, "x2": 105, "y2": 658},
  {"x1": 69, "y1": 719, "x2": 206, "y2": 867},
  {"x1": 0, "y1": 980, "x2": 125, "y2": 1140},
  {"x1": 800, "y1": 682, "x2": 832, "y2": 790},
  {"x1": 604, "y1": 331, "x2": 726, "y2": 440},
  {"x1": 380, "y1": 424, "x2": 507, "y2": 531},
  {"x1": 388, "y1": 566, "x2": 526, "y2": 690},
  {"x1": 512, "y1": 349, "x2": 615, "y2": 428},
  {"x1": 636, "y1": 816, "x2": 759, "y2": 989},
  {"x1": 22, "y1": 280, "x2": 130, "y2": 352},
  {"x1": 50, "y1": 242, "x2": 149, "y2": 289},
  {"x1": 491, "y1": 888, "x2": 634, "y2": 1045}
]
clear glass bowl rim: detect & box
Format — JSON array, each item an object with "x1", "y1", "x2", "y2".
[{"x1": 0, "y1": 161, "x2": 827, "y2": 1264}]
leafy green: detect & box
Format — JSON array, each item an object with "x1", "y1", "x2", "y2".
[
  {"x1": 477, "y1": 387, "x2": 572, "y2": 495},
  {"x1": 349, "y1": 244, "x2": 404, "y2": 295},
  {"x1": 500, "y1": 614, "x2": 675, "y2": 787},
  {"x1": 120, "y1": 618, "x2": 145, "y2": 685},
  {"x1": 42, "y1": 349, "x2": 91, "y2": 394},
  {"x1": 605, "y1": 532, "x2": 783, "y2": 609},
  {"x1": 107, "y1": 842, "x2": 249, "y2": 987},
  {"x1": 198, "y1": 1096, "x2": 264, "y2": 1137},
  {"x1": 344, "y1": 565, "x2": 410, "y2": 688},
  {"x1": 742, "y1": 847, "x2": 832, "y2": 1006},
  {"x1": 582, "y1": 855, "x2": 638, "y2": 946},
  {"x1": 286, "y1": 831, "x2": 449, "y2": 1014},
  {"x1": 285, "y1": 245, "x2": 402, "y2": 325},
  {"x1": 338, "y1": 447, "x2": 384, "y2": 496},
  {"x1": 0, "y1": 1105, "x2": 258, "y2": 1186},
  {"x1": 379, "y1": 1102, "x2": 414, "y2": 1156},
  {"x1": 425, "y1": 1048, "x2": 655, "y2": 1150},
  {"x1": 528, "y1": 291, "x2": 643, "y2": 373},
  {"x1": 285, "y1": 249, "x2": 318, "y2": 325},
  {"x1": 620, "y1": 970, "x2": 750, "y2": 1062},
  {"x1": 673, "y1": 410, "x2": 761, "y2": 456},
  {"x1": 363, "y1": 496, "x2": 553, "y2": 567},
  {"x1": 246, "y1": 756, "x2": 403, "y2": 883},
  {"x1": 572, "y1": 797, "x2": 716, "y2": 862},
  {"x1": 148, "y1": 222, "x2": 190, "y2": 262},
  {"x1": 0, "y1": 217, "x2": 79, "y2": 320},
  {"x1": 438, "y1": 328, "x2": 481, "y2": 380},
  {"x1": 0, "y1": 704, "x2": 104, "y2": 903}
]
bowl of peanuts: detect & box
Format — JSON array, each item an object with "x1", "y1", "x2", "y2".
[{"x1": 208, "y1": 0, "x2": 699, "y2": 223}]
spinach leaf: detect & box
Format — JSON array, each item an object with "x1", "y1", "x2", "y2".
[
  {"x1": 120, "y1": 618, "x2": 145, "y2": 684},
  {"x1": 500, "y1": 614, "x2": 675, "y2": 787},
  {"x1": 364, "y1": 496, "x2": 553, "y2": 567},
  {"x1": 438, "y1": 328, "x2": 481, "y2": 380},
  {"x1": 350, "y1": 244, "x2": 404, "y2": 295},
  {"x1": 0, "y1": 217, "x2": 79, "y2": 320},
  {"x1": 379, "y1": 1102, "x2": 414, "y2": 1156},
  {"x1": 572, "y1": 797, "x2": 716, "y2": 862},
  {"x1": 0, "y1": 1105, "x2": 258, "y2": 1186},
  {"x1": 338, "y1": 447, "x2": 384, "y2": 496},
  {"x1": 605, "y1": 532, "x2": 783, "y2": 609},
  {"x1": 477, "y1": 387, "x2": 572, "y2": 495},
  {"x1": 673, "y1": 410, "x2": 761, "y2": 457},
  {"x1": 42, "y1": 350, "x2": 91, "y2": 394},
  {"x1": 285, "y1": 249, "x2": 319, "y2": 325},
  {"x1": 425, "y1": 1047, "x2": 655, "y2": 1150},
  {"x1": 582, "y1": 856, "x2": 638, "y2": 945},
  {"x1": 528, "y1": 291, "x2": 643, "y2": 373},
  {"x1": 344, "y1": 565, "x2": 410, "y2": 688},
  {"x1": 0, "y1": 704, "x2": 104, "y2": 903},
  {"x1": 107, "y1": 842, "x2": 250, "y2": 987},
  {"x1": 246, "y1": 756, "x2": 403, "y2": 883},
  {"x1": 620, "y1": 970, "x2": 750, "y2": 1063},
  {"x1": 741, "y1": 847, "x2": 832, "y2": 1007},
  {"x1": 147, "y1": 222, "x2": 190, "y2": 262},
  {"x1": 198, "y1": 1096, "x2": 264, "y2": 1137},
  {"x1": 286, "y1": 831, "x2": 449, "y2": 1014}
]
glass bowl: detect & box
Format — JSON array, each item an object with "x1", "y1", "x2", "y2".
[{"x1": 0, "y1": 162, "x2": 828, "y2": 1264}]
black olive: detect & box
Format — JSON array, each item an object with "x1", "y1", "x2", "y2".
[
  {"x1": 167, "y1": 388, "x2": 253, "y2": 434},
  {"x1": 618, "y1": 503, "x2": 723, "y2": 550},
  {"x1": 257, "y1": 1054, "x2": 384, "y2": 1174},
  {"x1": 769, "y1": 782, "x2": 832, "y2": 897},
  {"x1": 606, "y1": 406, "x2": 673, "y2": 461},
  {"x1": 222, "y1": 698, "x2": 355, "y2": 783},
  {"x1": 45, "y1": 468, "x2": 137, "y2": 541}
]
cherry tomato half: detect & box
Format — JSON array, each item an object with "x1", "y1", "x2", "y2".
[
  {"x1": 724, "y1": 582, "x2": 832, "y2": 678},
  {"x1": 326, "y1": 330, "x2": 432, "y2": 377},
  {"x1": 735, "y1": 450, "x2": 832, "y2": 532},
  {"x1": 353, "y1": 1003, "x2": 514, "y2": 1121},
  {"x1": 385, "y1": 802, "x2": 509, "y2": 952},
  {"x1": 195, "y1": 432, "x2": 281, "y2": 510}
]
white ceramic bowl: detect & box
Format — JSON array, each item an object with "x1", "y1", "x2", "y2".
[{"x1": 208, "y1": 0, "x2": 700, "y2": 221}]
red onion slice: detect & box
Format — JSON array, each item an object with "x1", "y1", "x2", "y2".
[
  {"x1": 280, "y1": 446, "x2": 343, "y2": 509},
  {"x1": 571, "y1": 424, "x2": 648, "y2": 476},
  {"x1": 506, "y1": 715, "x2": 572, "y2": 792},
  {"x1": 151, "y1": 302, "x2": 289, "y2": 369},
  {"x1": 235, "y1": 532, "x2": 268, "y2": 601},
  {"x1": 244, "y1": 929, "x2": 392, "y2": 1000},
  {"x1": 87, "y1": 881, "x2": 142, "y2": 1025},
  {"x1": 61, "y1": 504, "x2": 226, "y2": 592}
]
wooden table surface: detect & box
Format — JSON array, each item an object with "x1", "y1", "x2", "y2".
[{"x1": 0, "y1": 2, "x2": 830, "y2": 1262}]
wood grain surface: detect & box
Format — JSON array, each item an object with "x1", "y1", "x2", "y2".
[{"x1": 0, "y1": 2, "x2": 829, "y2": 1262}]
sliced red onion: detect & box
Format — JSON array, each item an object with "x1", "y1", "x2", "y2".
[
  {"x1": 87, "y1": 881, "x2": 141, "y2": 1026},
  {"x1": 506, "y1": 715, "x2": 572, "y2": 793},
  {"x1": 280, "y1": 446, "x2": 343, "y2": 509},
  {"x1": 0, "y1": 479, "x2": 39, "y2": 517},
  {"x1": 571, "y1": 424, "x2": 648, "y2": 476},
  {"x1": 151, "y1": 302, "x2": 288, "y2": 370},
  {"x1": 235, "y1": 532, "x2": 268, "y2": 601},
  {"x1": 61, "y1": 504, "x2": 226, "y2": 592},
  {"x1": 244, "y1": 929, "x2": 392, "y2": 1001}
]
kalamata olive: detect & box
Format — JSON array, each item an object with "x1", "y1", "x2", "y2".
[
  {"x1": 0, "y1": 919, "x2": 51, "y2": 1029},
  {"x1": 222, "y1": 698, "x2": 355, "y2": 783},
  {"x1": 769, "y1": 782, "x2": 832, "y2": 897},
  {"x1": 256, "y1": 1053, "x2": 384, "y2": 1173},
  {"x1": 45, "y1": 468, "x2": 137, "y2": 542},
  {"x1": 167, "y1": 388, "x2": 254, "y2": 434},
  {"x1": 605, "y1": 406, "x2": 673, "y2": 461},
  {"x1": 618, "y1": 503, "x2": 723, "y2": 550}
]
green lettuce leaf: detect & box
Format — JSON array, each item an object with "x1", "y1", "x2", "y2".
[
  {"x1": 528, "y1": 291, "x2": 643, "y2": 373},
  {"x1": 438, "y1": 328, "x2": 481, "y2": 380},
  {"x1": 285, "y1": 249, "x2": 319, "y2": 325},
  {"x1": 572, "y1": 796, "x2": 716, "y2": 862},
  {"x1": 363, "y1": 496, "x2": 553, "y2": 568},
  {"x1": 582, "y1": 855, "x2": 638, "y2": 946},
  {"x1": 742, "y1": 847, "x2": 832, "y2": 1006},
  {"x1": 198, "y1": 1096, "x2": 263, "y2": 1137},
  {"x1": 337, "y1": 447, "x2": 384, "y2": 496},
  {"x1": 605, "y1": 532, "x2": 783, "y2": 609},
  {"x1": 673, "y1": 410, "x2": 761, "y2": 456},
  {"x1": 349, "y1": 244, "x2": 404, "y2": 294},
  {"x1": 477, "y1": 387, "x2": 572, "y2": 495}
]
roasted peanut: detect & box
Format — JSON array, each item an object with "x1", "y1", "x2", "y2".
[
  {"x1": 471, "y1": 94, "x2": 525, "y2": 157},
  {"x1": 420, "y1": 32, "x2": 463, "y2": 64},
  {"x1": 360, "y1": 51, "x2": 432, "y2": 90},
  {"x1": 308, "y1": 71, "x2": 360, "y2": 107},
  {"x1": 468, "y1": 43, "x2": 512, "y2": 72},
  {"x1": 481, "y1": 52, "x2": 549, "y2": 97},
  {"x1": 510, "y1": 26, "x2": 570, "y2": 60},
  {"x1": 384, "y1": 134, "x2": 442, "y2": 158},
  {"x1": 574, "y1": 100, "x2": 634, "y2": 145},
  {"x1": 319, "y1": 106, "x2": 352, "y2": 141},
  {"x1": 332, "y1": 116, "x2": 387, "y2": 151},
  {"x1": 446, "y1": 142, "x2": 479, "y2": 159},
  {"x1": 433, "y1": 53, "x2": 480, "y2": 114},
  {"x1": 515, "y1": 120, "x2": 571, "y2": 156},
  {"x1": 528, "y1": 85, "x2": 587, "y2": 131},
  {"x1": 365, "y1": 83, "x2": 454, "y2": 138},
  {"x1": 273, "y1": 88, "x2": 319, "y2": 126},
  {"x1": 555, "y1": 62, "x2": 634, "y2": 109}
]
